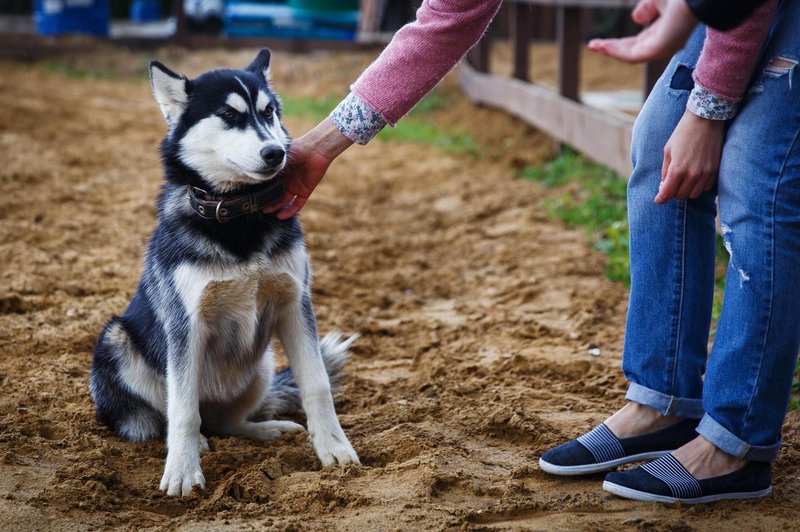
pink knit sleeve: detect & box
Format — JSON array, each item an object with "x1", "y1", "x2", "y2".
[
  {"x1": 692, "y1": 0, "x2": 777, "y2": 103},
  {"x1": 350, "y1": 0, "x2": 503, "y2": 126}
]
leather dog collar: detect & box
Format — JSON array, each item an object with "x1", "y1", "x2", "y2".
[{"x1": 187, "y1": 179, "x2": 286, "y2": 223}]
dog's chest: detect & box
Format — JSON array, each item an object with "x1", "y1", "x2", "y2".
[
  {"x1": 196, "y1": 271, "x2": 296, "y2": 325},
  {"x1": 173, "y1": 262, "x2": 298, "y2": 355}
]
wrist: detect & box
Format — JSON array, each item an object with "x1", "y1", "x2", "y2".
[
  {"x1": 304, "y1": 117, "x2": 354, "y2": 162},
  {"x1": 682, "y1": 108, "x2": 726, "y2": 130}
]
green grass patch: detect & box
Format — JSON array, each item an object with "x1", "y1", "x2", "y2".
[
  {"x1": 280, "y1": 94, "x2": 343, "y2": 122},
  {"x1": 41, "y1": 60, "x2": 116, "y2": 79},
  {"x1": 406, "y1": 91, "x2": 450, "y2": 115},
  {"x1": 710, "y1": 235, "x2": 729, "y2": 339},
  {"x1": 521, "y1": 149, "x2": 630, "y2": 285},
  {"x1": 281, "y1": 91, "x2": 479, "y2": 158},
  {"x1": 376, "y1": 121, "x2": 479, "y2": 157}
]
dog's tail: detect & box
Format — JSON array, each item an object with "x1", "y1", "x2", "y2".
[{"x1": 261, "y1": 332, "x2": 358, "y2": 418}]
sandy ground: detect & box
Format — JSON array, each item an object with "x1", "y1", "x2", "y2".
[{"x1": 1, "y1": 45, "x2": 799, "y2": 531}]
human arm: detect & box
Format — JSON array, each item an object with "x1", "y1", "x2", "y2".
[
  {"x1": 267, "y1": 0, "x2": 503, "y2": 217},
  {"x1": 349, "y1": 0, "x2": 503, "y2": 126},
  {"x1": 588, "y1": 0, "x2": 772, "y2": 63},
  {"x1": 655, "y1": 0, "x2": 777, "y2": 204},
  {"x1": 588, "y1": 0, "x2": 698, "y2": 63}
]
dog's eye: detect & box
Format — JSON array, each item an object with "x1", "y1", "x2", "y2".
[
  {"x1": 263, "y1": 105, "x2": 274, "y2": 119},
  {"x1": 220, "y1": 108, "x2": 237, "y2": 121}
]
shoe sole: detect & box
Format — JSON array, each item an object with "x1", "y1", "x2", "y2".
[
  {"x1": 538, "y1": 451, "x2": 670, "y2": 476},
  {"x1": 603, "y1": 480, "x2": 773, "y2": 504}
]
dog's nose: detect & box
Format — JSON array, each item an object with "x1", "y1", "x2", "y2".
[{"x1": 260, "y1": 146, "x2": 285, "y2": 166}]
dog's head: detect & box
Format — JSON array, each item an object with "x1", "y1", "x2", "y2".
[{"x1": 150, "y1": 49, "x2": 289, "y2": 192}]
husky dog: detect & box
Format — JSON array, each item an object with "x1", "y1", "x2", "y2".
[{"x1": 89, "y1": 49, "x2": 359, "y2": 497}]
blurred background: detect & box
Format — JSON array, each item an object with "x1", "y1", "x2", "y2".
[
  {"x1": 0, "y1": 0, "x2": 642, "y2": 43},
  {"x1": 2, "y1": 2, "x2": 800, "y2": 530}
]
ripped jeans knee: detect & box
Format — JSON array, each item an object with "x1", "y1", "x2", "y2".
[
  {"x1": 720, "y1": 222, "x2": 752, "y2": 288},
  {"x1": 750, "y1": 55, "x2": 798, "y2": 94}
]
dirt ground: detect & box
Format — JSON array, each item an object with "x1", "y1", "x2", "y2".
[{"x1": 1, "y1": 43, "x2": 799, "y2": 531}]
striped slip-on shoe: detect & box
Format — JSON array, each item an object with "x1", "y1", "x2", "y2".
[
  {"x1": 538, "y1": 418, "x2": 699, "y2": 476},
  {"x1": 603, "y1": 454, "x2": 772, "y2": 504}
]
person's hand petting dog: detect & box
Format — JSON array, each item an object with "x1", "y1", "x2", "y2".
[
  {"x1": 655, "y1": 109, "x2": 725, "y2": 204},
  {"x1": 588, "y1": 0, "x2": 698, "y2": 63},
  {"x1": 265, "y1": 117, "x2": 353, "y2": 219}
]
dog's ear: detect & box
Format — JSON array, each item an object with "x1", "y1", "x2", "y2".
[
  {"x1": 245, "y1": 49, "x2": 271, "y2": 83},
  {"x1": 149, "y1": 61, "x2": 189, "y2": 125}
]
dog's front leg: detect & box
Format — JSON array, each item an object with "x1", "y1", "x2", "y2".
[
  {"x1": 159, "y1": 333, "x2": 205, "y2": 496},
  {"x1": 277, "y1": 295, "x2": 359, "y2": 466}
]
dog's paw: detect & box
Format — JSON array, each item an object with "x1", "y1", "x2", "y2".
[
  {"x1": 242, "y1": 420, "x2": 305, "y2": 441},
  {"x1": 310, "y1": 428, "x2": 360, "y2": 466},
  {"x1": 159, "y1": 452, "x2": 205, "y2": 497}
]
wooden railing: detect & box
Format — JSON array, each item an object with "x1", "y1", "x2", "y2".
[{"x1": 462, "y1": 0, "x2": 669, "y2": 176}]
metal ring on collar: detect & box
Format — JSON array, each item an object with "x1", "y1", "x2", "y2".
[{"x1": 215, "y1": 200, "x2": 228, "y2": 223}]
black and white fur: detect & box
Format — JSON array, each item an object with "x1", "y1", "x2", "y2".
[{"x1": 89, "y1": 50, "x2": 359, "y2": 497}]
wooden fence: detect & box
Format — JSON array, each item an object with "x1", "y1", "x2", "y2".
[{"x1": 461, "y1": 0, "x2": 669, "y2": 176}]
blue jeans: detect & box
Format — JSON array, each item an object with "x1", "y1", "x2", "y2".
[{"x1": 624, "y1": 0, "x2": 800, "y2": 462}]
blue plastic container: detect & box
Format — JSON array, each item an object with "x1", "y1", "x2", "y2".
[
  {"x1": 130, "y1": 0, "x2": 162, "y2": 23},
  {"x1": 35, "y1": 0, "x2": 110, "y2": 36},
  {"x1": 289, "y1": 0, "x2": 359, "y2": 11},
  {"x1": 224, "y1": 2, "x2": 358, "y2": 40}
]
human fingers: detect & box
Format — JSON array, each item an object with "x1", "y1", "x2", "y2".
[
  {"x1": 675, "y1": 172, "x2": 698, "y2": 199},
  {"x1": 686, "y1": 178, "x2": 707, "y2": 199},
  {"x1": 275, "y1": 195, "x2": 308, "y2": 220},
  {"x1": 692, "y1": 168, "x2": 719, "y2": 198},
  {"x1": 631, "y1": 0, "x2": 661, "y2": 25},
  {"x1": 588, "y1": 36, "x2": 642, "y2": 62},
  {"x1": 588, "y1": 38, "x2": 638, "y2": 62},
  {"x1": 661, "y1": 145, "x2": 671, "y2": 181},
  {"x1": 263, "y1": 190, "x2": 297, "y2": 213},
  {"x1": 589, "y1": 0, "x2": 659, "y2": 56},
  {"x1": 654, "y1": 170, "x2": 681, "y2": 204},
  {"x1": 590, "y1": 0, "x2": 697, "y2": 63},
  {"x1": 589, "y1": 28, "x2": 664, "y2": 64}
]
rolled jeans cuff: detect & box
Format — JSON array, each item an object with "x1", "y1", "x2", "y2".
[
  {"x1": 697, "y1": 414, "x2": 781, "y2": 462},
  {"x1": 626, "y1": 382, "x2": 705, "y2": 418}
]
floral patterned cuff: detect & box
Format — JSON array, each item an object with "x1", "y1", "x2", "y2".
[
  {"x1": 687, "y1": 84, "x2": 739, "y2": 121},
  {"x1": 330, "y1": 92, "x2": 387, "y2": 145}
]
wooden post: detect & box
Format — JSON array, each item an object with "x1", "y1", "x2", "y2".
[
  {"x1": 644, "y1": 58, "x2": 670, "y2": 98},
  {"x1": 510, "y1": 3, "x2": 531, "y2": 82},
  {"x1": 359, "y1": 0, "x2": 382, "y2": 34},
  {"x1": 556, "y1": 6, "x2": 581, "y2": 102},
  {"x1": 467, "y1": 37, "x2": 491, "y2": 74},
  {"x1": 173, "y1": 0, "x2": 188, "y2": 44}
]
